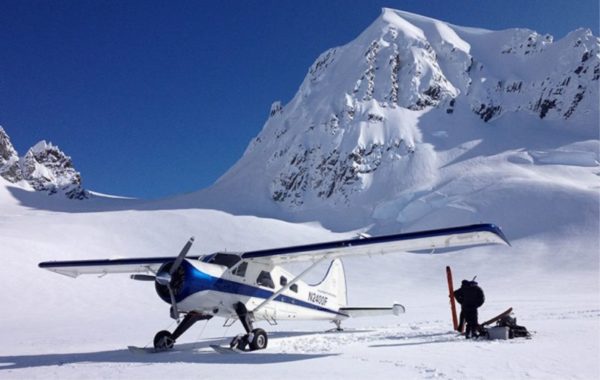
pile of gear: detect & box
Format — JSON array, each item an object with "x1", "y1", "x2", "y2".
[
  {"x1": 487, "y1": 314, "x2": 531, "y2": 339},
  {"x1": 454, "y1": 277, "x2": 531, "y2": 340}
]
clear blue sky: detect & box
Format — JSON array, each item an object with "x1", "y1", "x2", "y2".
[{"x1": 1, "y1": 0, "x2": 597, "y2": 199}]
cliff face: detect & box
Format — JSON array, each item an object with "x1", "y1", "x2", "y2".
[
  {"x1": 0, "y1": 128, "x2": 87, "y2": 199},
  {"x1": 21, "y1": 141, "x2": 87, "y2": 199},
  {"x1": 0, "y1": 127, "x2": 22, "y2": 183}
]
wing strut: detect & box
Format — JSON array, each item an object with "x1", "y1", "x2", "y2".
[{"x1": 251, "y1": 256, "x2": 328, "y2": 314}]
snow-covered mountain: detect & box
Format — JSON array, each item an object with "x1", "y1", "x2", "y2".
[
  {"x1": 0, "y1": 127, "x2": 87, "y2": 199},
  {"x1": 0, "y1": 9, "x2": 598, "y2": 379},
  {"x1": 195, "y1": 8, "x2": 599, "y2": 236}
]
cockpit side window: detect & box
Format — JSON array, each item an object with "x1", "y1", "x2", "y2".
[
  {"x1": 280, "y1": 276, "x2": 288, "y2": 286},
  {"x1": 232, "y1": 261, "x2": 248, "y2": 277},
  {"x1": 202, "y1": 253, "x2": 241, "y2": 268},
  {"x1": 290, "y1": 284, "x2": 298, "y2": 293},
  {"x1": 257, "y1": 271, "x2": 275, "y2": 289}
]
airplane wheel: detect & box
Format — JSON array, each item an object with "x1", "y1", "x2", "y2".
[
  {"x1": 154, "y1": 330, "x2": 175, "y2": 351},
  {"x1": 249, "y1": 328, "x2": 268, "y2": 351}
]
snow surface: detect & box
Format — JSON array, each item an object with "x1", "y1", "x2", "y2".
[
  {"x1": 1, "y1": 7, "x2": 599, "y2": 380},
  {"x1": 1, "y1": 178, "x2": 598, "y2": 379}
]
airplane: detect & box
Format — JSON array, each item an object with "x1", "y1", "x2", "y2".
[{"x1": 39, "y1": 223, "x2": 509, "y2": 352}]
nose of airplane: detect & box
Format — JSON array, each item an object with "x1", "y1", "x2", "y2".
[{"x1": 155, "y1": 260, "x2": 216, "y2": 305}]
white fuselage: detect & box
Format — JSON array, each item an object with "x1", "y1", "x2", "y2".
[{"x1": 175, "y1": 259, "x2": 346, "y2": 323}]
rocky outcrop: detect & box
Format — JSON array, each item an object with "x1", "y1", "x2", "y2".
[
  {"x1": 21, "y1": 141, "x2": 87, "y2": 199},
  {"x1": 0, "y1": 127, "x2": 87, "y2": 199},
  {"x1": 0, "y1": 127, "x2": 22, "y2": 183},
  {"x1": 271, "y1": 139, "x2": 416, "y2": 206},
  {"x1": 469, "y1": 28, "x2": 599, "y2": 123}
]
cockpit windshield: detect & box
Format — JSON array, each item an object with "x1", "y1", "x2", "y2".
[{"x1": 201, "y1": 253, "x2": 241, "y2": 268}]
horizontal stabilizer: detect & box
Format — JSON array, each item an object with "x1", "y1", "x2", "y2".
[{"x1": 340, "y1": 303, "x2": 405, "y2": 318}]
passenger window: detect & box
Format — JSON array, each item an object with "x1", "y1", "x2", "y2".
[
  {"x1": 257, "y1": 271, "x2": 275, "y2": 289},
  {"x1": 232, "y1": 261, "x2": 248, "y2": 277},
  {"x1": 290, "y1": 284, "x2": 298, "y2": 293},
  {"x1": 280, "y1": 276, "x2": 288, "y2": 286}
]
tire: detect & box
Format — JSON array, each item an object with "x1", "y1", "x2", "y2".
[
  {"x1": 153, "y1": 330, "x2": 175, "y2": 351},
  {"x1": 249, "y1": 328, "x2": 268, "y2": 350}
]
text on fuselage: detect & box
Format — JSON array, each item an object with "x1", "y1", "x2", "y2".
[{"x1": 308, "y1": 292, "x2": 328, "y2": 306}]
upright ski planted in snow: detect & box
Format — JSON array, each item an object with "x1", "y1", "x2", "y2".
[{"x1": 446, "y1": 266, "x2": 459, "y2": 331}]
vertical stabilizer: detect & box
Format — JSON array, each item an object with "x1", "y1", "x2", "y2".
[{"x1": 313, "y1": 259, "x2": 347, "y2": 308}]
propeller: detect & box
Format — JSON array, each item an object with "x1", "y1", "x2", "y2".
[{"x1": 130, "y1": 237, "x2": 195, "y2": 321}]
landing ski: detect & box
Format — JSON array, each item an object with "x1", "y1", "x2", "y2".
[
  {"x1": 127, "y1": 345, "x2": 188, "y2": 354},
  {"x1": 209, "y1": 344, "x2": 243, "y2": 354},
  {"x1": 446, "y1": 266, "x2": 459, "y2": 331},
  {"x1": 481, "y1": 307, "x2": 513, "y2": 326},
  {"x1": 128, "y1": 345, "x2": 161, "y2": 354}
]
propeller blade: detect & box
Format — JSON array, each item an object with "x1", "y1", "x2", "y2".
[
  {"x1": 167, "y1": 285, "x2": 179, "y2": 321},
  {"x1": 130, "y1": 274, "x2": 156, "y2": 281},
  {"x1": 169, "y1": 236, "x2": 195, "y2": 275}
]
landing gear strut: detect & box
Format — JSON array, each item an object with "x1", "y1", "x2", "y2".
[
  {"x1": 332, "y1": 319, "x2": 343, "y2": 332},
  {"x1": 229, "y1": 302, "x2": 268, "y2": 351},
  {"x1": 153, "y1": 311, "x2": 212, "y2": 351}
]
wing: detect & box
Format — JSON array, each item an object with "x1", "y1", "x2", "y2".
[
  {"x1": 39, "y1": 256, "x2": 202, "y2": 278},
  {"x1": 241, "y1": 224, "x2": 509, "y2": 265},
  {"x1": 39, "y1": 224, "x2": 509, "y2": 277}
]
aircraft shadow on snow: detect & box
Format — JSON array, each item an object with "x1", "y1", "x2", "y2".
[
  {"x1": 0, "y1": 331, "x2": 346, "y2": 370},
  {"x1": 0, "y1": 334, "x2": 341, "y2": 370}
]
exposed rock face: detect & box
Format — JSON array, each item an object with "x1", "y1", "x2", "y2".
[
  {"x1": 210, "y1": 8, "x2": 599, "y2": 214},
  {"x1": 0, "y1": 127, "x2": 87, "y2": 199},
  {"x1": 0, "y1": 127, "x2": 22, "y2": 183},
  {"x1": 470, "y1": 28, "x2": 599, "y2": 123},
  {"x1": 21, "y1": 141, "x2": 88, "y2": 199}
]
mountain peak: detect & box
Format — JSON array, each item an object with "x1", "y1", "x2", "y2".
[
  {"x1": 0, "y1": 128, "x2": 88, "y2": 200},
  {"x1": 30, "y1": 140, "x2": 55, "y2": 154},
  {"x1": 203, "y1": 8, "x2": 599, "y2": 231},
  {"x1": 21, "y1": 140, "x2": 88, "y2": 199},
  {"x1": 0, "y1": 126, "x2": 22, "y2": 183}
]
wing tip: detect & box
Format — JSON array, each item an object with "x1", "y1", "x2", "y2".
[{"x1": 482, "y1": 223, "x2": 511, "y2": 247}]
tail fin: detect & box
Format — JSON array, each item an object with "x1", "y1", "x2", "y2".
[{"x1": 312, "y1": 259, "x2": 347, "y2": 308}]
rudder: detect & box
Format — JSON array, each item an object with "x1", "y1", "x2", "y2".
[{"x1": 313, "y1": 259, "x2": 347, "y2": 308}]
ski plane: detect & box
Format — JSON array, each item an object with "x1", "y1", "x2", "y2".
[{"x1": 39, "y1": 223, "x2": 509, "y2": 352}]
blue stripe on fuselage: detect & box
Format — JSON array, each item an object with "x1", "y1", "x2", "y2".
[{"x1": 177, "y1": 261, "x2": 347, "y2": 317}]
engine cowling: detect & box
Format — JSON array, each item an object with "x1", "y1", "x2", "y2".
[{"x1": 155, "y1": 262, "x2": 186, "y2": 304}]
